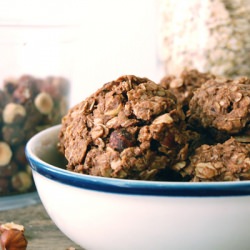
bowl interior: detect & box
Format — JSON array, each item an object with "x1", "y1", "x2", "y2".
[{"x1": 26, "y1": 125, "x2": 67, "y2": 168}]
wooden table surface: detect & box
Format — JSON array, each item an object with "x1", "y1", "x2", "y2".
[{"x1": 0, "y1": 202, "x2": 85, "y2": 250}]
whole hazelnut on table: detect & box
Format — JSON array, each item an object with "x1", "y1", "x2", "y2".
[{"x1": 0, "y1": 222, "x2": 28, "y2": 250}]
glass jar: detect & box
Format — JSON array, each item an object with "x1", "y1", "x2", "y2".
[
  {"x1": 157, "y1": 0, "x2": 250, "y2": 78},
  {"x1": 0, "y1": 22, "x2": 78, "y2": 209}
]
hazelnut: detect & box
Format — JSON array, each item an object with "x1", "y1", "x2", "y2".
[
  {"x1": 0, "y1": 178, "x2": 9, "y2": 194},
  {"x1": 41, "y1": 76, "x2": 70, "y2": 99},
  {"x1": 11, "y1": 171, "x2": 32, "y2": 192},
  {"x1": 0, "y1": 142, "x2": 13, "y2": 167},
  {"x1": 0, "y1": 222, "x2": 27, "y2": 250},
  {"x1": 0, "y1": 222, "x2": 24, "y2": 232},
  {"x1": 160, "y1": 132, "x2": 176, "y2": 148},
  {"x1": 25, "y1": 165, "x2": 32, "y2": 176},
  {"x1": 3, "y1": 78, "x2": 18, "y2": 94},
  {"x1": 22, "y1": 102, "x2": 43, "y2": 132},
  {"x1": 2, "y1": 126, "x2": 25, "y2": 146},
  {"x1": 14, "y1": 145, "x2": 27, "y2": 166},
  {"x1": 0, "y1": 161, "x2": 18, "y2": 177},
  {"x1": 13, "y1": 75, "x2": 39, "y2": 104},
  {"x1": 109, "y1": 129, "x2": 136, "y2": 152},
  {"x1": 0, "y1": 90, "x2": 9, "y2": 108},
  {"x1": 2, "y1": 103, "x2": 26, "y2": 124},
  {"x1": 59, "y1": 97, "x2": 68, "y2": 117},
  {"x1": 34, "y1": 92, "x2": 54, "y2": 115}
]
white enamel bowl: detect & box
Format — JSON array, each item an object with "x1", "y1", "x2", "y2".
[{"x1": 25, "y1": 125, "x2": 250, "y2": 250}]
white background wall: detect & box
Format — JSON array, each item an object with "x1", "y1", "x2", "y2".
[
  {"x1": 71, "y1": 0, "x2": 162, "y2": 106},
  {"x1": 0, "y1": 0, "x2": 163, "y2": 107}
]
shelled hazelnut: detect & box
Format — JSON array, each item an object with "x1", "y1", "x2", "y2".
[
  {"x1": 2, "y1": 103, "x2": 26, "y2": 124},
  {"x1": 34, "y1": 92, "x2": 54, "y2": 115},
  {"x1": 109, "y1": 129, "x2": 136, "y2": 152},
  {"x1": 0, "y1": 74, "x2": 69, "y2": 196},
  {"x1": 0, "y1": 142, "x2": 12, "y2": 167}
]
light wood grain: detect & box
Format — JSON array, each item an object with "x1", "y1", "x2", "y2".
[{"x1": 0, "y1": 204, "x2": 85, "y2": 250}]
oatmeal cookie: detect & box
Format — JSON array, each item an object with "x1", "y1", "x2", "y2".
[
  {"x1": 159, "y1": 69, "x2": 215, "y2": 111},
  {"x1": 59, "y1": 75, "x2": 196, "y2": 180},
  {"x1": 188, "y1": 76, "x2": 250, "y2": 135},
  {"x1": 183, "y1": 137, "x2": 250, "y2": 182}
]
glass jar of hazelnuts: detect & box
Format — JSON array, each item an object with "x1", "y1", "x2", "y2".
[{"x1": 0, "y1": 20, "x2": 78, "y2": 208}]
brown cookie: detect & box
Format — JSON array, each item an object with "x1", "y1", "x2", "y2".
[
  {"x1": 188, "y1": 76, "x2": 250, "y2": 135},
  {"x1": 59, "y1": 75, "x2": 196, "y2": 180},
  {"x1": 184, "y1": 137, "x2": 250, "y2": 182},
  {"x1": 160, "y1": 69, "x2": 215, "y2": 111}
]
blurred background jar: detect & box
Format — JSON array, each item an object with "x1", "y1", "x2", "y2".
[
  {"x1": 157, "y1": 0, "x2": 250, "y2": 78},
  {"x1": 0, "y1": 1, "x2": 79, "y2": 209}
]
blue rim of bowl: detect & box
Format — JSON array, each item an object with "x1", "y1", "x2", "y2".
[{"x1": 25, "y1": 126, "x2": 250, "y2": 197}]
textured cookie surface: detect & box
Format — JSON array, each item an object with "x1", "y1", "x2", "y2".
[
  {"x1": 185, "y1": 138, "x2": 250, "y2": 181},
  {"x1": 59, "y1": 75, "x2": 194, "y2": 180},
  {"x1": 189, "y1": 77, "x2": 250, "y2": 134},
  {"x1": 160, "y1": 69, "x2": 215, "y2": 110}
]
